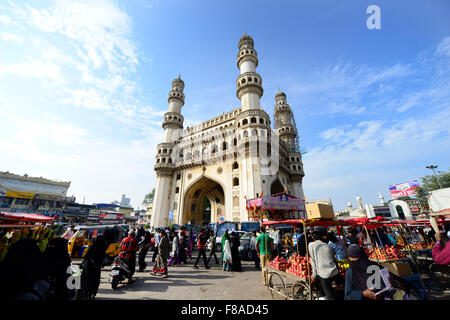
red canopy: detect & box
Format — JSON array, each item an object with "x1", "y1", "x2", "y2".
[{"x1": 0, "y1": 212, "x2": 56, "y2": 223}]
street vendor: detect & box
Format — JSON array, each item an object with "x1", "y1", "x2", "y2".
[{"x1": 308, "y1": 230, "x2": 341, "y2": 300}]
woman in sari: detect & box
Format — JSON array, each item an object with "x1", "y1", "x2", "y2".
[
  {"x1": 151, "y1": 230, "x2": 170, "y2": 278},
  {"x1": 220, "y1": 229, "x2": 228, "y2": 263},
  {"x1": 222, "y1": 233, "x2": 232, "y2": 272},
  {"x1": 187, "y1": 229, "x2": 194, "y2": 259},
  {"x1": 77, "y1": 234, "x2": 108, "y2": 300}
]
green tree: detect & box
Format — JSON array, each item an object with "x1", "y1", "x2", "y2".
[
  {"x1": 415, "y1": 168, "x2": 450, "y2": 207},
  {"x1": 142, "y1": 188, "x2": 155, "y2": 205}
]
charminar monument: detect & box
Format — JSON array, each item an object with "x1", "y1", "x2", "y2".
[{"x1": 150, "y1": 34, "x2": 305, "y2": 228}]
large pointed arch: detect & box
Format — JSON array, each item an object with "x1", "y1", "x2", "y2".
[{"x1": 181, "y1": 175, "x2": 226, "y2": 225}]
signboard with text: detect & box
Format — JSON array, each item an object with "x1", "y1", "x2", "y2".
[{"x1": 389, "y1": 180, "x2": 420, "y2": 199}]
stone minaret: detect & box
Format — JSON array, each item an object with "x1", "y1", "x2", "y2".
[
  {"x1": 151, "y1": 76, "x2": 185, "y2": 227},
  {"x1": 274, "y1": 90, "x2": 305, "y2": 200},
  {"x1": 236, "y1": 33, "x2": 263, "y2": 111}
]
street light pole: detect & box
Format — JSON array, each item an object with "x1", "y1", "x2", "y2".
[{"x1": 426, "y1": 165, "x2": 442, "y2": 189}]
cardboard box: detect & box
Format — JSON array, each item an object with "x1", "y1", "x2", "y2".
[
  {"x1": 381, "y1": 261, "x2": 413, "y2": 277},
  {"x1": 306, "y1": 203, "x2": 335, "y2": 219}
]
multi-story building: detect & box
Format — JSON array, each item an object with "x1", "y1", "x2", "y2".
[
  {"x1": 0, "y1": 171, "x2": 72, "y2": 211},
  {"x1": 150, "y1": 34, "x2": 305, "y2": 227}
]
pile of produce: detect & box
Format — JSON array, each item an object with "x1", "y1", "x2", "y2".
[
  {"x1": 268, "y1": 256, "x2": 291, "y2": 271},
  {"x1": 0, "y1": 226, "x2": 54, "y2": 262},
  {"x1": 367, "y1": 245, "x2": 407, "y2": 261},
  {"x1": 337, "y1": 259, "x2": 350, "y2": 276},
  {"x1": 399, "y1": 242, "x2": 434, "y2": 251},
  {"x1": 286, "y1": 254, "x2": 312, "y2": 279}
]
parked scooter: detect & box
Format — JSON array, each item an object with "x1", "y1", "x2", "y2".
[{"x1": 109, "y1": 256, "x2": 131, "y2": 289}]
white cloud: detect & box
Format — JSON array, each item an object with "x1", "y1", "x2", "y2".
[
  {"x1": 436, "y1": 36, "x2": 450, "y2": 58},
  {"x1": 0, "y1": 59, "x2": 63, "y2": 83},
  {"x1": 0, "y1": 31, "x2": 23, "y2": 42}
]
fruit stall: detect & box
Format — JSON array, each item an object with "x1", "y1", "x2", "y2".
[
  {"x1": 352, "y1": 218, "x2": 432, "y2": 299},
  {"x1": 262, "y1": 218, "x2": 349, "y2": 300},
  {"x1": 0, "y1": 211, "x2": 58, "y2": 262}
]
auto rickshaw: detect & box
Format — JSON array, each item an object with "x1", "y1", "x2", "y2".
[{"x1": 67, "y1": 224, "x2": 130, "y2": 264}]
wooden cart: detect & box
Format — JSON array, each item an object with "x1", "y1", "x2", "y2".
[{"x1": 265, "y1": 265, "x2": 321, "y2": 300}]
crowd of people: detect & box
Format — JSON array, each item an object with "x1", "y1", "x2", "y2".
[
  {"x1": 0, "y1": 221, "x2": 448, "y2": 300},
  {"x1": 260, "y1": 224, "x2": 450, "y2": 300}
]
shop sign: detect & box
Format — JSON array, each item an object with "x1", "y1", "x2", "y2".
[
  {"x1": 34, "y1": 194, "x2": 65, "y2": 201},
  {"x1": 389, "y1": 180, "x2": 420, "y2": 199},
  {"x1": 5, "y1": 190, "x2": 35, "y2": 199}
]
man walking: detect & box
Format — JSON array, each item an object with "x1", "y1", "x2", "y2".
[
  {"x1": 193, "y1": 229, "x2": 210, "y2": 269},
  {"x1": 255, "y1": 227, "x2": 273, "y2": 286},
  {"x1": 152, "y1": 229, "x2": 161, "y2": 262},
  {"x1": 119, "y1": 230, "x2": 139, "y2": 283},
  {"x1": 308, "y1": 230, "x2": 341, "y2": 300},
  {"x1": 206, "y1": 230, "x2": 219, "y2": 265}
]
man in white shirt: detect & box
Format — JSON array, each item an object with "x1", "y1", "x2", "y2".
[
  {"x1": 62, "y1": 225, "x2": 75, "y2": 240},
  {"x1": 308, "y1": 229, "x2": 341, "y2": 300}
]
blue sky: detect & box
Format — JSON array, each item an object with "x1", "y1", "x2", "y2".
[{"x1": 0, "y1": 0, "x2": 449, "y2": 211}]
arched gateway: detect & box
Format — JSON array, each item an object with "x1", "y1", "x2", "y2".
[
  {"x1": 150, "y1": 34, "x2": 306, "y2": 228},
  {"x1": 182, "y1": 176, "x2": 225, "y2": 225}
]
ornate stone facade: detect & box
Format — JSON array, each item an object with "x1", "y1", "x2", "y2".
[{"x1": 150, "y1": 35, "x2": 305, "y2": 227}]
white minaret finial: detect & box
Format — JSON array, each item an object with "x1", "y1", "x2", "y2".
[
  {"x1": 356, "y1": 196, "x2": 363, "y2": 210},
  {"x1": 236, "y1": 34, "x2": 263, "y2": 111},
  {"x1": 378, "y1": 192, "x2": 385, "y2": 205}
]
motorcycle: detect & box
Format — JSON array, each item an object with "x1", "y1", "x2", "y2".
[
  {"x1": 281, "y1": 245, "x2": 296, "y2": 259},
  {"x1": 109, "y1": 256, "x2": 131, "y2": 290}
]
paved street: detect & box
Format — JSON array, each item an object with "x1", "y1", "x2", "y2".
[{"x1": 75, "y1": 250, "x2": 272, "y2": 300}]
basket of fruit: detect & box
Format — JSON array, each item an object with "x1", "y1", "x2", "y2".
[{"x1": 367, "y1": 245, "x2": 408, "y2": 262}]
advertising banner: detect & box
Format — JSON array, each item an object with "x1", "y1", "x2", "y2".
[{"x1": 389, "y1": 180, "x2": 420, "y2": 199}]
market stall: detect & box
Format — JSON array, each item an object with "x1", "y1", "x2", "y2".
[
  {"x1": 0, "y1": 211, "x2": 58, "y2": 262},
  {"x1": 261, "y1": 218, "x2": 350, "y2": 300},
  {"x1": 246, "y1": 193, "x2": 306, "y2": 221}
]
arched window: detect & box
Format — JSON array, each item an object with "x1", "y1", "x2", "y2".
[
  {"x1": 251, "y1": 117, "x2": 257, "y2": 123},
  {"x1": 233, "y1": 138, "x2": 237, "y2": 146},
  {"x1": 162, "y1": 158, "x2": 166, "y2": 163},
  {"x1": 168, "y1": 158, "x2": 172, "y2": 164},
  {"x1": 222, "y1": 141, "x2": 227, "y2": 151},
  {"x1": 163, "y1": 149, "x2": 167, "y2": 153},
  {"x1": 259, "y1": 118, "x2": 264, "y2": 124},
  {"x1": 242, "y1": 119, "x2": 248, "y2": 125},
  {"x1": 175, "y1": 187, "x2": 180, "y2": 194},
  {"x1": 243, "y1": 130, "x2": 248, "y2": 137},
  {"x1": 233, "y1": 162, "x2": 239, "y2": 169},
  {"x1": 233, "y1": 178, "x2": 239, "y2": 186}
]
